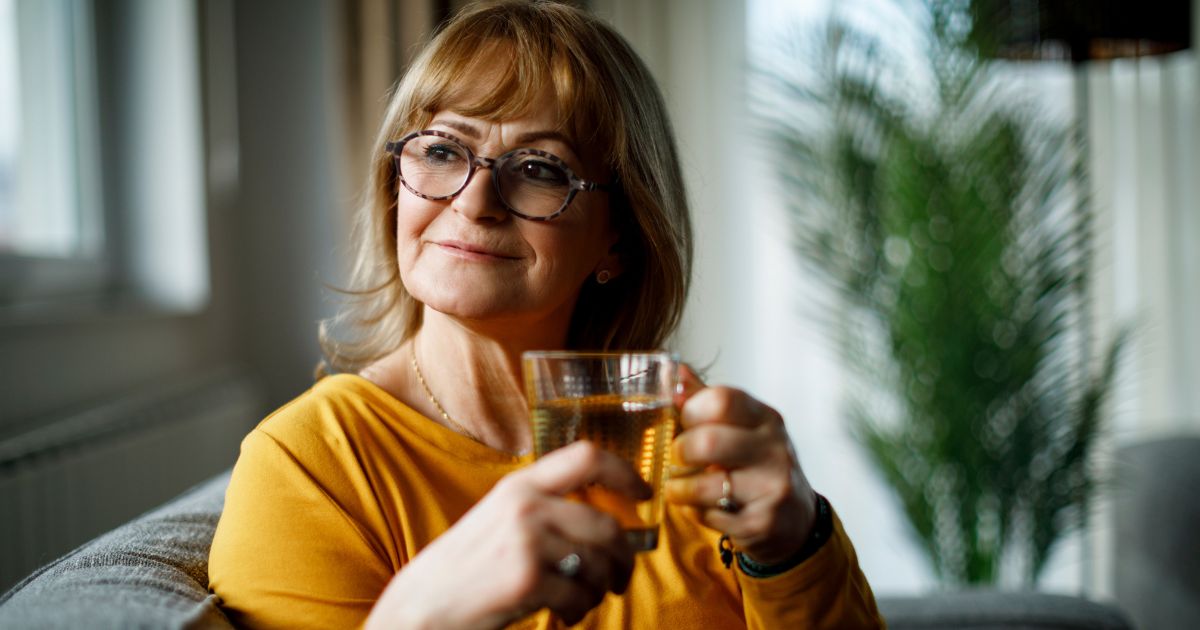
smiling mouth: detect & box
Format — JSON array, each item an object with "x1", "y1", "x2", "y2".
[{"x1": 433, "y1": 241, "x2": 520, "y2": 261}]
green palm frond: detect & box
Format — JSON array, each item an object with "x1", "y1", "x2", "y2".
[{"x1": 757, "y1": 0, "x2": 1124, "y2": 585}]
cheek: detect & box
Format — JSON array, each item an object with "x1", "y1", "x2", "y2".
[
  {"x1": 394, "y1": 196, "x2": 440, "y2": 255},
  {"x1": 524, "y1": 225, "x2": 609, "y2": 288}
]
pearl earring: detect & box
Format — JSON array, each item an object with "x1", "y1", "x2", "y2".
[{"x1": 596, "y1": 269, "x2": 612, "y2": 284}]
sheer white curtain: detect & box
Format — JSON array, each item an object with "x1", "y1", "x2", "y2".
[
  {"x1": 332, "y1": 0, "x2": 438, "y2": 212},
  {"x1": 1086, "y1": 0, "x2": 1200, "y2": 597},
  {"x1": 1088, "y1": 37, "x2": 1200, "y2": 443},
  {"x1": 589, "y1": 0, "x2": 756, "y2": 380}
]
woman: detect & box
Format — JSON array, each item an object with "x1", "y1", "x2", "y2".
[{"x1": 208, "y1": 2, "x2": 882, "y2": 628}]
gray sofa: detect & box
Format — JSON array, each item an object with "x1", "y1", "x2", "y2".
[
  {"x1": 0, "y1": 472, "x2": 1133, "y2": 629},
  {"x1": 1113, "y1": 436, "x2": 1200, "y2": 630},
  {"x1": 0, "y1": 472, "x2": 233, "y2": 629}
]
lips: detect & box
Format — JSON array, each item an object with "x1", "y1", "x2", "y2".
[{"x1": 433, "y1": 239, "x2": 521, "y2": 260}]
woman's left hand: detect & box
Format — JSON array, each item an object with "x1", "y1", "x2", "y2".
[{"x1": 664, "y1": 366, "x2": 819, "y2": 565}]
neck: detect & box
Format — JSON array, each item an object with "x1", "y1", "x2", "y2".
[{"x1": 406, "y1": 307, "x2": 571, "y2": 454}]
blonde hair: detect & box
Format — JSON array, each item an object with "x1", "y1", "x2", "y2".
[{"x1": 319, "y1": 0, "x2": 692, "y2": 374}]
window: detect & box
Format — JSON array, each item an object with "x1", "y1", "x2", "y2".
[
  {"x1": 0, "y1": 0, "x2": 18, "y2": 245},
  {"x1": 0, "y1": 0, "x2": 108, "y2": 304},
  {"x1": 1, "y1": 0, "x2": 209, "y2": 312}
]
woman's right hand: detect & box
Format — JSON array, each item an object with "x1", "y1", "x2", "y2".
[{"x1": 365, "y1": 441, "x2": 651, "y2": 629}]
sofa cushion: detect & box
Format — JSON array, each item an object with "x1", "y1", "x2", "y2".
[
  {"x1": 0, "y1": 472, "x2": 233, "y2": 630},
  {"x1": 1114, "y1": 436, "x2": 1200, "y2": 630}
]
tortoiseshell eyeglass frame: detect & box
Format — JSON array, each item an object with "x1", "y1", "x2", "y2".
[{"x1": 385, "y1": 130, "x2": 611, "y2": 221}]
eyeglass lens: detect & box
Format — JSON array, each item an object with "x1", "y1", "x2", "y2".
[{"x1": 398, "y1": 134, "x2": 574, "y2": 218}]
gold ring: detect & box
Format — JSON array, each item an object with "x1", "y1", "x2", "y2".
[{"x1": 717, "y1": 471, "x2": 739, "y2": 513}]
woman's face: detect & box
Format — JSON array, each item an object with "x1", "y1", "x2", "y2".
[{"x1": 394, "y1": 94, "x2": 619, "y2": 332}]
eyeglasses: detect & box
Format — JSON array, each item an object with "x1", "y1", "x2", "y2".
[{"x1": 385, "y1": 130, "x2": 611, "y2": 221}]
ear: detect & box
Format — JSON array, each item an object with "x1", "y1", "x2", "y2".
[{"x1": 594, "y1": 233, "x2": 624, "y2": 281}]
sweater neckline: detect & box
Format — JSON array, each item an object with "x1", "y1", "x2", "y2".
[{"x1": 320, "y1": 373, "x2": 536, "y2": 467}]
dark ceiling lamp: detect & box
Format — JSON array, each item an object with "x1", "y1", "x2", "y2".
[{"x1": 975, "y1": 0, "x2": 1193, "y2": 62}]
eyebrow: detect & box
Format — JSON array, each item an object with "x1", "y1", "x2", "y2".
[
  {"x1": 434, "y1": 119, "x2": 482, "y2": 139},
  {"x1": 430, "y1": 118, "x2": 577, "y2": 153},
  {"x1": 515, "y1": 129, "x2": 575, "y2": 148}
]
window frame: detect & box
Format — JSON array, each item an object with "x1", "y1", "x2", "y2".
[
  {"x1": 1, "y1": 0, "x2": 213, "y2": 318},
  {"x1": 0, "y1": 0, "x2": 113, "y2": 309}
]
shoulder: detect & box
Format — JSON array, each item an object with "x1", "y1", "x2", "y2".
[
  {"x1": 225, "y1": 374, "x2": 401, "y2": 515},
  {"x1": 211, "y1": 377, "x2": 398, "y2": 629},
  {"x1": 245, "y1": 372, "x2": 431, "y2": 468},
  {"x1": 254, "y1": 373, "x2": 383, "y2": 445}
]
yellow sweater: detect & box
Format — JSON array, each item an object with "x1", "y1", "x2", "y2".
[{"x1": 208, "y1": 374, "x2": 883, "y2": 629}]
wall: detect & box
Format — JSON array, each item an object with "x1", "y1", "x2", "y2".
[
  {"x1": 0, "y1": 0, "x2": 350, "y2": 589},
  {"x1": 228, "y1": 0, "x2": 347, "y2": 411}
]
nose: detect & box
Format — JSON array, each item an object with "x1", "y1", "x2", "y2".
[{"x1": 451, "y1": 158, "x2": 507, "y2": 223}]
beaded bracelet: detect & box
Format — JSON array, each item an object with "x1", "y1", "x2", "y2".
[{"x1": 718, "y1": 493, "x2": 833, "y2": 578}]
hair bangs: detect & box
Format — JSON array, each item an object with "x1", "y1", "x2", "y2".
[{"x1": 401, "y1": 24, "x2": 613, "y2": 164}]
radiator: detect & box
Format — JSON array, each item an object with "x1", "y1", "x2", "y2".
[{"x1": 0, "y1": 368, "x2": 263, "y2": 592}]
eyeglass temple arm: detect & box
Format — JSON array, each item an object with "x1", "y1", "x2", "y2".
[{"x1": 576, "y1": 180, "x2": 612, "y2": 192}]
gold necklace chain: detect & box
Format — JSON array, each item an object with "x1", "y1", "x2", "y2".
[{"x1": 410, "y1": 345, "x2": 483, "y2": 443}]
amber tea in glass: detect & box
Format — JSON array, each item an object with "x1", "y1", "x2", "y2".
[{"x1": 523, "y1": 351, "x2": 678, "y2": 551}]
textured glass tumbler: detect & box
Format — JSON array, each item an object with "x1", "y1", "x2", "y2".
[{"x1": 523, "y1": 351, "x2": 678, "y2": 551}]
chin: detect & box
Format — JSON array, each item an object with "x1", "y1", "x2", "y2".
[
  {"x1": 425, "y1": 300, "x2": 510, "y2": 321},
  {"x1": 408, "y1": 281, "x2": 522, "y2": 321},
  {"x1": 401, "y1": 263, "x2": 578, "y2": 330}
]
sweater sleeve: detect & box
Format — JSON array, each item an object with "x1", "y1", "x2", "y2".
[
  {"x1": 208, "y1": 428, "x2": 395, "y2": 630},
  {"x1": 736, "y1": 507, "x2": 886, "y2": 629}
]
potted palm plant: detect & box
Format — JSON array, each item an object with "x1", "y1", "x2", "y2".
[{"x1": 757, "y1": 0, "x2": 1125, "y2": 585}]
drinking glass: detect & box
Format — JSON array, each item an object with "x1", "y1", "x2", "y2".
[{"x1": 523, "y1": 351, "x2": 678, "y2": 551}]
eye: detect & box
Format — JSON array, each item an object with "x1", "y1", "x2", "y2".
[
  {"x1": 423, "y1": 142, "x2": 466, "y2": 166},
  {"x1": 515, "y1": 158, "x2": 569, "y2": 186}
]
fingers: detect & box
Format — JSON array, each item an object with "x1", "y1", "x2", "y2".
[
  {"x1": 524, "y1": 441, "x2": 652, "y2": 500},
  {"x1": 672, "y1": 423, "x2": 769, "y2": 469},
  {"x1": 680, "y1": 385, "x2": 778, "y2": 430},
  {"x1": 674, "y1": 363, "x2": 706, "y2": 407},
  {"x1": 497, "y1": 441, "x2": 645, "y2": 624},
  {"x1": 537, "y1": 527, "x2": 634, "y2": 598},
  {"x1": 540, "y1": 498, "x2": 626, "y2": 547},
  {"x1": 665, "y1": 468, "x2": 777, "y2": 511},
  {"x1": 665, "y1": 372, "x2": 823, "y2": 571},
  {"x1": 538, "y1": 570, "x2": 604, "y2": 626},
  {"x1": 540, "y1": 500, "x2": 636, "y2": 592},
  {"x1": 664, "y1": 469, "x2": 775, "y2": 542},
  {"x1": 533, "y1": 512, "x2": 635, "y2": 625}
]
